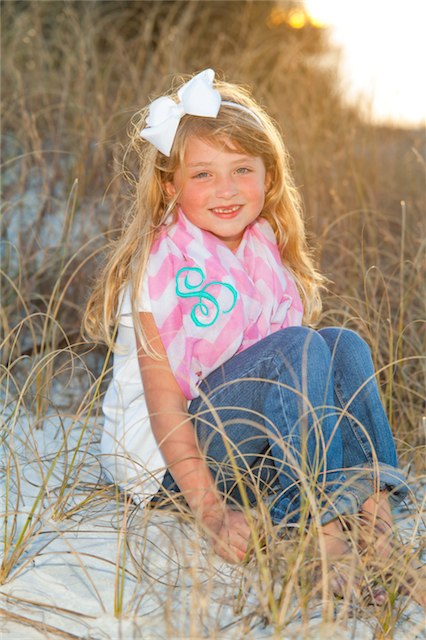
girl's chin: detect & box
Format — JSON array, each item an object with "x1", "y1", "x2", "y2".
[{"x1": 210, "y1": 231, "x2": 243, "y2": 251}]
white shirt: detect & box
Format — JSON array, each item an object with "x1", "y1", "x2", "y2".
[{"x1": 101, "y1": 277, "x2": 168, "y2": 503}]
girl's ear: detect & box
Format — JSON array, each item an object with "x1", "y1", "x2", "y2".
[{"x1": 164, "y1": 181, "x2": 177, "y2": 198}]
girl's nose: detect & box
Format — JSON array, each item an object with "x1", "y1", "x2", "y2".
[{"x1": 215, "y1": 175, "x2": 238, "y2": 199}]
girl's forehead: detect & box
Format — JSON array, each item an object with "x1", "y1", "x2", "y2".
[{"x1": 182, "y1": 135, "x2": 254, "y2": 161}]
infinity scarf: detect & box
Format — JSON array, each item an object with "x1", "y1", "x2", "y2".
[{"x1": 147, "y1": 209, "x2": 303, "y2": 399}]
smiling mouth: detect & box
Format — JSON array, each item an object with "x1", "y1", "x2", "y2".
[{"x1": 210, "y1": 205, "x2": 241, "y2": 216}]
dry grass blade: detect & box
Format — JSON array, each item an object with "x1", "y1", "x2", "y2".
[{"x1": 1, "y1": 1, "x2": 425, "y2": 638}]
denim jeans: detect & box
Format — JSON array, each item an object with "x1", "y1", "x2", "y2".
[{"x1": 161, "y1": 327, "x2": 409, "y2": 525}]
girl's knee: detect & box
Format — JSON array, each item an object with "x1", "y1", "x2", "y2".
[
  {"x1": 276, "y1": 325, "x2": 322, "y2": 345},
  {"x1": 273, "y1": 326, "x2": 332, "y2": 367},
  {"x1": 319, "y1": 327, "x2": 371, "y2": 360}
]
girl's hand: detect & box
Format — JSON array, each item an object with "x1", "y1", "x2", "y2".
[{"x1": 202, "y1": 507, "x2": 252, "y2": 563}]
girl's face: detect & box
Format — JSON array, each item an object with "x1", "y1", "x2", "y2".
[{"x1": 166, "y1": 137, "x2": 270, "y2": 251}]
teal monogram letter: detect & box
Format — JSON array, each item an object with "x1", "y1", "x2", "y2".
[{"x1": 175, "y1": 267, "x2": 238, "y2": 327}]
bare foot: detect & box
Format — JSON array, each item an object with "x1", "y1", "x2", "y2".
[
  {"x1": 398, "y1": 561, "x2": 426, "y2": 609},
  {"x1": 359, "y1": 491, "x2": 426, "y2": 608},
  {"x1": 315, "y1": 519, "x2": 358, "y2": 598},
  {"x1": 359, "y1": 491, "x2": 394, "y2": 561},
  {"x1": 321, "y1": 519, "x2": 351, "y2": 559}
]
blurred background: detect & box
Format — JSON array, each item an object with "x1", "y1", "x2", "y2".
[
  {"x1": 1, "y1": 0, "x2": 425, "y2": 463},
  {"x1": 306, "y1": 0, "x2": 425, "y2": 128}
]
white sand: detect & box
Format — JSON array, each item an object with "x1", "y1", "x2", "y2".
[{"x1": 1, "y1": 410, "x2": 425, "y2": 639}]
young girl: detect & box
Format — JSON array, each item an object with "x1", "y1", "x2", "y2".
[{"x1": 84, "y1": 69, "x2": 419, "y2": 603}]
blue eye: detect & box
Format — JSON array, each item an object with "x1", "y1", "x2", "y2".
[
  {"x1": 193, "y1": 171, "x2": 210, "y2": 179},
  {"x1": 236, "y1": 167, "x2": 251, "y2": 174}
]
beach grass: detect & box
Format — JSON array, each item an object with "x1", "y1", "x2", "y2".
[{"x1": 1, "y1": 1, "x2": 425, "y2": 637}]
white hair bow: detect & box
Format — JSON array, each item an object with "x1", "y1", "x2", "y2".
[{"x1": 140, "y1": 69, "x2": 221, "y2": 156}]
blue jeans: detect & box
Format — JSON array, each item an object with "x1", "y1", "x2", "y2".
[{"x1": 161, "y1": 327, "x2": 408, "y2": 525}]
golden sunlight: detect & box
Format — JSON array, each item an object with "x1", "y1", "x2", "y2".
[
  {"x1": 305, "y1": 0, "x2": 426, "y2": 127},
  {"x1": 287, "y1": 8, "x2": 307, "y2": 29},
  {"x1": 267, "y1": 5, "x2": 323, "y2": 30}
]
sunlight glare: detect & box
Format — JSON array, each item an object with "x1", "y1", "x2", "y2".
[
  {"x1": 305, "y1": 0, "x2": 426, "y2": 126},
  {"x1": 287, "y1": 8, "x2": 307, "y2": 29}
]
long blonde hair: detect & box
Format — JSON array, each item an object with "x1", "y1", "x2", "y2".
[{"x1": 83, "y1": 72, "x2": 325, "y2": 351}]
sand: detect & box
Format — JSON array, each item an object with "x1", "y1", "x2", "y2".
[{"x1": 1, "y1": 408, "x2": 425, "y2": 640}]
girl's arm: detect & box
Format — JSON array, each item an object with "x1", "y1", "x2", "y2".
[{"x1": 137, "y1": 312, "x2": 251, "y2": 562}]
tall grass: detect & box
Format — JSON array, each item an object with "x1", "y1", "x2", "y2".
[{"x1": 1, "y1": 1, "x2": 425, "y2": 637}]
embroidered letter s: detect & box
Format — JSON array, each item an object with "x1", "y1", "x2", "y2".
[{"x1": 175, "y1": 267, "x2": 238, "y2": 327}]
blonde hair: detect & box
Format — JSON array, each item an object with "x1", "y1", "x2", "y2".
[{"x1": 83, "y1": 72, "x2": 325, "y2": 351}]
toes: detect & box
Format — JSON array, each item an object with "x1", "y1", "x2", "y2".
[
  {"x1": 313, "y1": 562, "x2": 361, "y2": 599},
  {"x1": 360, "y1": 580, "x2": 387, "y2": 606},
  {"x1": 371, "y1": 584, "x2": 387, "y2": 606},
  {"x1": 329, "y1": 570, "x2": 348, "y2": 598}
]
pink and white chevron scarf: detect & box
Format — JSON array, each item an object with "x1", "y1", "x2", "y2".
[{"x1": 147, "y1": 209, "x2": 303, "y2": 399}]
